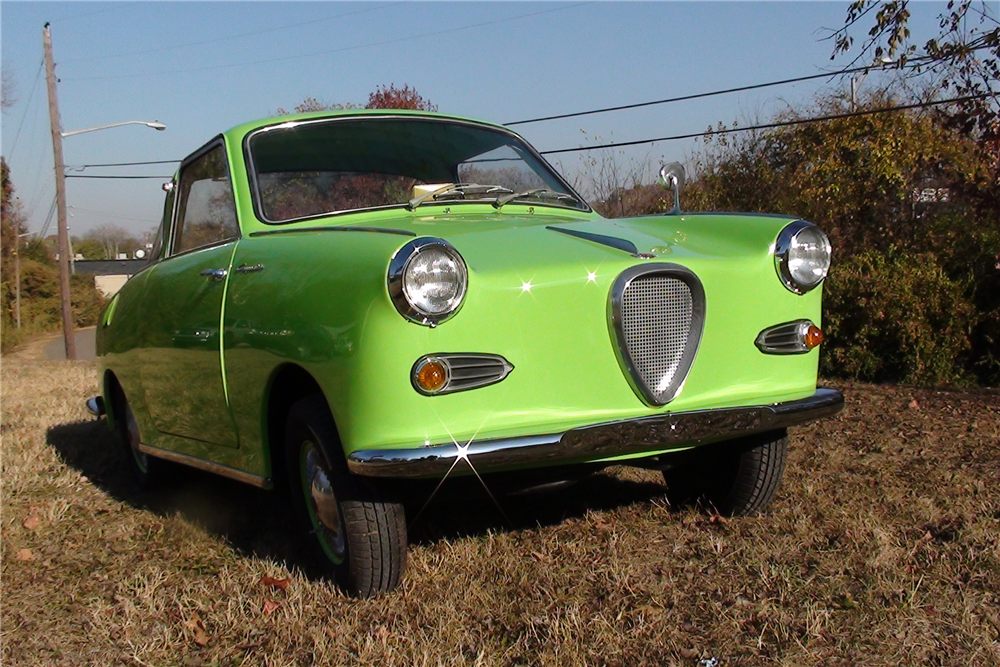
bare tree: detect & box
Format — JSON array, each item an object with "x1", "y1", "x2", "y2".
[
  {"x1": 1, "y1": 69, "x2": 15, "y2": 112},
  {"x1": 85, "y1": 224, "x2": 139, "y2": 259}
]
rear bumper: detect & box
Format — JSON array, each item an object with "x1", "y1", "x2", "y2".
[{"x1": 348, "y1": 388, "x2": 844, "y2": 478}]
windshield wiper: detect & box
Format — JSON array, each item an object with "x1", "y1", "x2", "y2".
[
  {"x1": 407, "y1": 183, "x2": 513, "y2": 210},
  {"x1": 492, "y1": 188, "x2": 581, "y2": 210}
]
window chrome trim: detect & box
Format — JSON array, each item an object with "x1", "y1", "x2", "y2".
[
  {"x1": 387, "y1": 237, "x2": 467, "y2": 327},
  {"x1": 607, "y1": 263, "x2": 706, "y2": 407},
  {"x1": 774, "y1": 219, "x2": 830, "y2": 295},
  {"x1": 249, "y1": 225, "x2": 416, "y2": 238},
  {"x1": 242, "y1": 114, "x2": 591, "y2": 226},
  {"x1": 169, "y1": 136, "x2": 241, "y2": 258}
]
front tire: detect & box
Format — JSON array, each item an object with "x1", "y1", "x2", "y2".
[
  {"x1": 662, "y1": 429, "x2": 788, "y2": 517},
  {"x1": 285, "y1": 395, "x2": 407, "y2": 597}
]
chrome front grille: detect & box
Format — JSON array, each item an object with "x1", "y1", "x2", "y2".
[{"x1": 610, "y1": 265, "x2": 705, "y2": 406}]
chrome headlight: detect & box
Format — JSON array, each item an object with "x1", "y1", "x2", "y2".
[
  {"x1": 388, "y1": 238, "x2": 467, "y2": 326},
  {"x1": 774, "y1": 220, "x2": 831, "y2": 294}
]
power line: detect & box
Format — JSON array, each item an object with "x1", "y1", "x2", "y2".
[
  {"x1": 68, "y1": 3, "x2": 590, "y2": 82},
  {"x1": 537, "y1": 94, "x2": 994, "y2": 155},
  {"x1": 6, "y1": 59, "x2": 44, "y2": 161},
  {"x1": 60, "y1": 95, "x2": 993, "y2": 178},
  {"x1": 66, "y1": 159, "x2": 181, "y2": 169},
  {"x1": 63, "y1": 3, "x2": 403, "y2": 64},
  {"x1": 65, "y1": 174, "x2": 173, "y2": 179},
  {"x1": 39, "y1": 196, "x2": 58, "y2": 239},
  {"x1": 506, "y1": 58, "x2": 938, "y2": 127}
]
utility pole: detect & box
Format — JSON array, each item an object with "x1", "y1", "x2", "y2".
[
  {"x1": 43, "y1": 22, "x2": 76, "y2": 360},
  {"x1": 14, "y1": 230, "x2": 21, "y2": 329}
]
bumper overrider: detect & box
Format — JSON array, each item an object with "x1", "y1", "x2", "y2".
[{"x1": 348, "y1": 388, "x2": 844, "y2": 478}]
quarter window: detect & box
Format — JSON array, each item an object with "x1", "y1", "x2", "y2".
[
  {"x1": 173, "y1": 145, "x2": 239, "y2": 254},
  {"x1": 149, "y1": 183, "x2": 174, "y2": 262}
]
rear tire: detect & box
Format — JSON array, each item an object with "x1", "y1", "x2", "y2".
[
  {"x1": 662, "y1": 429, "x2": 788, "y2": 517},
  {"x1": 285, "y1": 395, "x2": 406, "y2": 597},
  {"x1": 114, "y1": 390, "x2": 166, "y2": 488}
]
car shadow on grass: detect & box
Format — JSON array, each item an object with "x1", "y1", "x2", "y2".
[
  {"x1": 46, "y1": 418, "x2": 671, "y2": 579},
  {"x1": 404, "y1": 470, "x2": 670, "y2": 546}
]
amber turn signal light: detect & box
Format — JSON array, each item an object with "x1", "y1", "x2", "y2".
[
  {"x1": 804, "y1": 325, "x2": 824, "y2": 350},
  {"x1": 414, "y1": 358, "x2": 448, "y2": 394}
]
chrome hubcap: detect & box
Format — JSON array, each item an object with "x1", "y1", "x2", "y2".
[{"x1": 302, "y1": 443, "x2": 345, "y2": 563}]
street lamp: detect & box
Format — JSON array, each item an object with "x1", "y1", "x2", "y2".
[
  {"x1": 61, "y1": 120, "x2": 166, "y2": 138},
  {"x1": 48, "y1": 119, "x2": 166, "y2": 360},
  {"x1": 44, "y1": 25, "x2": 167, "y2": 360}
]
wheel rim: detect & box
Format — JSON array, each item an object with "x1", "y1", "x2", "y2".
[
  {"x1": 123, "y1": 403, "x2": 149, "y2": 474},
  {"x1": 299, "y1": 440, "x2": 346, "y2": 564}
]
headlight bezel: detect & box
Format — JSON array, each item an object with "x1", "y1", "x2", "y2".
[
  {"x1": 388, "y1": 237, "x2": 468, "y2": 326},
  {"x1": 774, "y1": 220, "x2": 831, "y2": 294}
]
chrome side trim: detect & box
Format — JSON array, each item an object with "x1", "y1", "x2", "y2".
[
  {"x1": 546, "y1": 226, "x2": 640, "y2": 256},
  {"x1": 756, "y1": 319, "x2": 815, "y2": 354},
  {"x1": 348, "y1": 388, "x2": 844, "y2": 478},
  {"x1": 85, "y1": 396, "x2": 105, "y2": 417},
  {"x1": 608, "y1": 263, "x2": 706, "y2": 406},
  {"x1": 136, "y1": 443, "x2": 272, "y2": 489},
  {"x1": 234, "y1": 263, "x2": 265, "y2": 274}
]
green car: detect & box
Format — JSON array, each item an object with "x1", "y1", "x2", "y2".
[{"x1": 90, "y1": 109, "x2": 843, "y2": 597}]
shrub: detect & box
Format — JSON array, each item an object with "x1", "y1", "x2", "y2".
[{"x1": 821, "y1": 250, "x2": 976, "y2": 386}]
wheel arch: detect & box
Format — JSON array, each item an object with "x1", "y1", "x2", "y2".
[
  {"x1": 264, "y1": 363, "x2": 342, "y2": 488},
  {"x1": 102, "y1": 369, "x2": 123, "y2": 432}
]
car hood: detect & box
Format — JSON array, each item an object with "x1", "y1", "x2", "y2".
[{"x1": 350, "y1": 209, "x2": 801, "y2": 275}]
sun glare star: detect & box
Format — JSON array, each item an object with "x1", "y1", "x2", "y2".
[
  {"x1": 586, "y1": 271, "x2": 598, "y2": 283},
  {"x1": 521, "y1": 281, "x2": 533, "y2": 293}
]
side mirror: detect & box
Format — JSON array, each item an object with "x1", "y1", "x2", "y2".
[{"x1": 659, "y1": 162, "x2": 686, "y2": 215}]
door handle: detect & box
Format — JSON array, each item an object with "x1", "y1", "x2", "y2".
[
  {"x1": 200, "y1": 268, "x2": 228, "y2": 281},
  {"x1": 234, "y1": 263, "x2": 265, "y2": 274}
]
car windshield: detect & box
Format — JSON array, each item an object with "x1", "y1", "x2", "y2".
[{"x1": 247, "y1": 116, "x2": 586, "y2": 223}]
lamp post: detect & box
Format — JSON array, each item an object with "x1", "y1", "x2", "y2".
[
  {"x1": 44, "y1": 22, "x2": 166, "y2": 360},
  {"x1": 61, "y1": 120, "x2": 166, "y2": 138}
]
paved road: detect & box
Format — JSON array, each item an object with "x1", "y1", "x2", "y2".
[{"x1": 44, "y1": 327, "x2": 97, "y2": 361}]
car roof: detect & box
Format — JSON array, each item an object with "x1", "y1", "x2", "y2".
[{"x1": 223, "y1": 108, "x2": 509, "y2": 142}]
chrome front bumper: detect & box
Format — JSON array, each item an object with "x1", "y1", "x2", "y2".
[{"x1": 347, "y1": 388, "x2": 844, "y2": 478}]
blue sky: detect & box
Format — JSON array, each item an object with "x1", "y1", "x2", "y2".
[{"x1": 2, "y1": 1, "x2": 953, "y2": 239}]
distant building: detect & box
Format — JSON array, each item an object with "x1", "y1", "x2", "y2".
[{"x1": 72, "y1": 259, "x2": 147, "y2": 297}]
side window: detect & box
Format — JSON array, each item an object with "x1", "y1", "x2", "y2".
[{"x1": 173, "y1": 145, "x2": 239, "y2": 254}]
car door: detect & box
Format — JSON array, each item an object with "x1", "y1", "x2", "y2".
[{"x1": 139, "y1": 140, "x2": 241, "y2": 448}]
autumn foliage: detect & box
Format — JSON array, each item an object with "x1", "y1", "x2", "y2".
[{"x1": 680, "y1": 93, "x2": 999, "y2": 387}]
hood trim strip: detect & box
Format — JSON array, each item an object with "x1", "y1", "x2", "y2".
[{"x1": 546, "y1": 226, "x2": 640, "y2": 255}]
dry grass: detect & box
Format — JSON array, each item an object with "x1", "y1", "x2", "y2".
[{"x1": 2, "y1": 352, "x2": 999, "y2": 666}]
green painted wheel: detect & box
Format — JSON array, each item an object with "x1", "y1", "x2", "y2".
[{"x1": 298, "y1": 439, "x2": 346, "y2": 565}]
